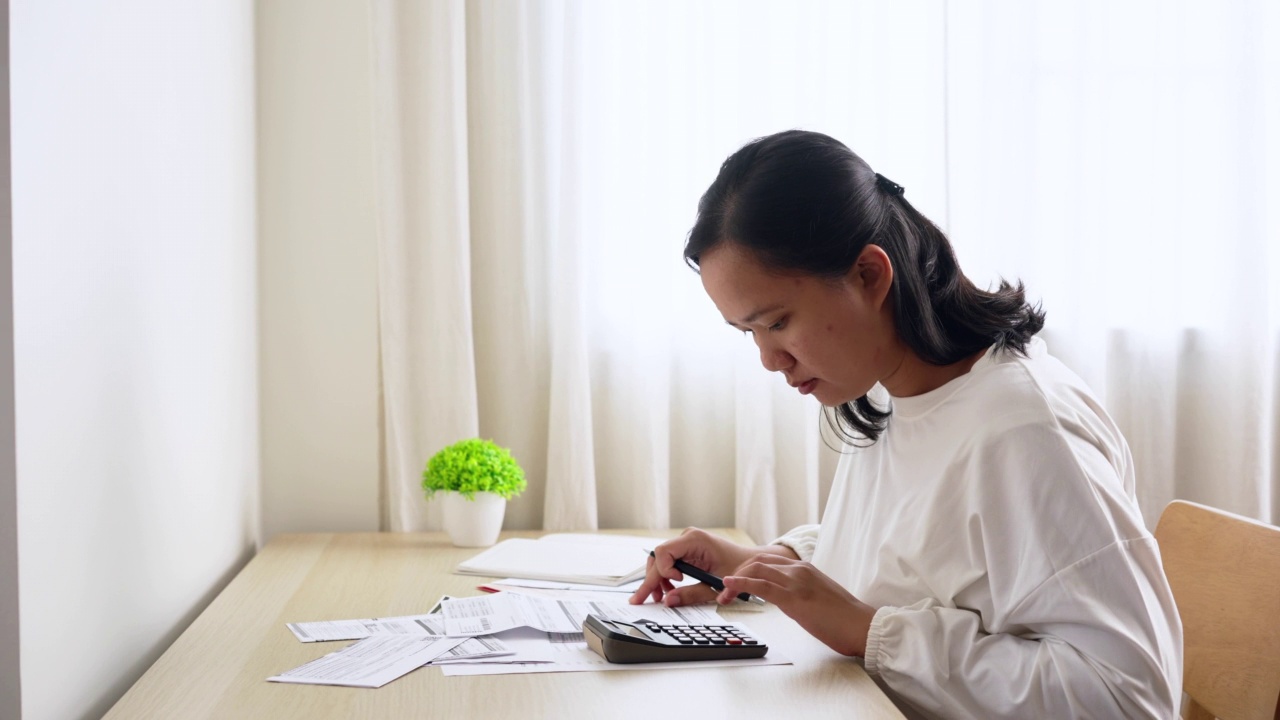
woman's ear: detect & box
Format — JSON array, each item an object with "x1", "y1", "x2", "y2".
[{"x1": 849, "y1": 244, "x2": 894, "y2": 309}]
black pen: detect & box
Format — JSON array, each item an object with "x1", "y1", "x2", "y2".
[{"x1": 647, "y1": 550, "x2": 766, "y2": 605}]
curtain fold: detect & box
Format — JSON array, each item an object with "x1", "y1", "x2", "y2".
[
  {"x1": 526, "y1": 0, "x2": 602, "y2": 531},
  {"x1": 370, "y1": 0, "x2": 478, "y2": 531},
  {"x1": 370, "y1": 0, "x2": 1278, "y2": 537}
]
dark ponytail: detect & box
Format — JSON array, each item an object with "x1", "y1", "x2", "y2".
[{"x1": 684, "y1": 130, "x2": 1044, "y2": 444}]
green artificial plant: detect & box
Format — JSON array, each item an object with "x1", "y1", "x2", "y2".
[{"x1": 422, "y1": 438, "x2": 527, "y2": 501}]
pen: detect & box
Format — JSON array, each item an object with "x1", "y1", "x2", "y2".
[{"x1": 647, "y1": 550, "x2": 767, "y2": 606}]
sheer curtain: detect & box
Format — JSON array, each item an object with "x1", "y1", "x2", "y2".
[
  {"x1": 944, "y1": 1, "x2": 1280, "y2": 525},
  {"x1": 371, "y1": 0, "x2": 1279, "y2": 540}
]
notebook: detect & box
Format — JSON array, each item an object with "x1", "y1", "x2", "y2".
[{"x1": 454, "y1": 533, "x2": 656, "y2": 587}]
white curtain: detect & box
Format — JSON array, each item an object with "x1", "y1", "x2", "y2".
[
  {"x1": 371, "y1": 0, "x2": 1279, "y2": 541},
  {"x1": 944, "y1": 1, "x2": 1280, "y2": 526}
]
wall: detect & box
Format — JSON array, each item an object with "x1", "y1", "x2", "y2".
[
  {"x1": 0, "y1": 0, "x2": 19, "y2": 716},
  {"x1": 257, "y1": 0, "x2": 381, "y2": 538},
  {"x1": 10, "y1": 2, "x2": 258, "y2": 719}
]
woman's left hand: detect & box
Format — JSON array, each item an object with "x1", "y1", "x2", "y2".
[{"x1": 720, "y1": 554, "x2": 877, "y2": 657}]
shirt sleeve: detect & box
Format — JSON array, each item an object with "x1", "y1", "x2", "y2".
[
  {"x1": 864, "y1": 526, "x2": 1181, "y2": 719},
  {"x1": 770, "y1": 524, "x2": 820, "y2": 561}
]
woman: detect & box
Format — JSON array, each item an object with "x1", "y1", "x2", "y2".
[{"x1": 630, "y1": 130, "x2": 1182, "y2": 719}]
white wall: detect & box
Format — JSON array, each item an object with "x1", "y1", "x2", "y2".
[
  {"x1": 257, "y1": 0, "x2": 381, "y2": 539},
  {"x1": 1, "y1": 2, "x2": 20, "y2": 717},
  {"x1": 11, "y1": 2, "x2": 259, "y2": 719}
]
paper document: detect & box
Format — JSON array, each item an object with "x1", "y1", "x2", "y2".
[
  {"x1": 287, "y1": 614, "x2": 445, "y2": 643},
  {"x1": 481, "y1": 577, "x2": 768, "y2": 612},
  {"x1": 431, "y1": 635, "x2": 516, "y2": 664},
  {"x1": 267, "y1": 635, "x2": 466, "y2": 688},
  {"x1": 455, "y1": 534, "x2": 657, "y2": 586},
  {"x1": 440, "y1": 649, "x2": 790, "y2": 676},
  {"x1": 430, "y1": 627, "x2": 555, "y2": 664},
  {"x1": 439, "y1": 620, "x2": 791, "y2": 677},
  {"x1": 440, "y1": 592, "x2": 624, "y2": 635},
  {"x1": 481, "y1": 577, "x2": 646, "y2": 594},
  {"x1": 439, "y1": 591, "x2": 720, "y2": 636}
]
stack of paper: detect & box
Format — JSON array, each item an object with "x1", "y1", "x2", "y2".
[
  {"x1": 266, "y1": 533, "x2": 792, "y2": 689},
  {"x1": 270, "y1": 590, "x2": 788, "y2": 687},
  {"x1": 455, "y1": 533, "x2": 655, "y2": 586}
]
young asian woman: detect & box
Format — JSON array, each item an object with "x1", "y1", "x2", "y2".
[{"x1": 630, "y1": 130, "x2": 1182, "y2": 720}]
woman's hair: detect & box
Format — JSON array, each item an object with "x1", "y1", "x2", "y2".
[{"x1": 684, "y1": 130, "x2": 1045, "y2": 444}]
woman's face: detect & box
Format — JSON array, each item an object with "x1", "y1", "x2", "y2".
[{"x1": 698, "y1": 242, "x2": 903, "y2": 406}]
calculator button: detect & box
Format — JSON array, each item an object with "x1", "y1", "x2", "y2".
[
  {"x1": 726, "y1": 638, "x2": 743, "y2": 645},
  {"x1": 693, "y1": 638, "x2": 710, "y2": 644},
  {"x1": 677, "y1": 638, "x2": 694, "y2": 644},
  {"x1": 710, "y1": 638, "x2": 726, "y2": 645},
  {"x1": 743, "y1": 639, "x2": 758, "y2": 645}
]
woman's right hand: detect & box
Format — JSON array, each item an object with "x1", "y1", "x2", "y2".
[{"x1": 628, "y1": 528, "x2": 797, "y2": 607}]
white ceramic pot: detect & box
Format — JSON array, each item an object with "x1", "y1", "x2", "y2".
[{"x1": 441, "y1": 491, "x2": 507, "y2": 547}]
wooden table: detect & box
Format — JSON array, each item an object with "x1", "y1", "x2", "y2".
[{"x1": 105, "y1": 530, "x2": 905, "y2": 719}]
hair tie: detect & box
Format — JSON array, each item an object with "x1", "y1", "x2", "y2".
[{"x1": 875, "y1": 173, "x2": 905, "y2": 197}]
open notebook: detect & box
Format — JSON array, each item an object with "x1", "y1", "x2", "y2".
[{"x1": 454, "y1": 533, "x2": 656, "y2": 586}]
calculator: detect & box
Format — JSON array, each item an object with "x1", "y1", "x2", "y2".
[{"x1": 582, "y1": 614, "x2": 768, "y2": 663}]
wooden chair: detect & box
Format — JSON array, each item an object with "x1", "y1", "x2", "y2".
[{"x1": 1154, "y1": 500, "x2": 1280, "y2": 720}]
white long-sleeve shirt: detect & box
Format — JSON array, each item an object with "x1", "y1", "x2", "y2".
[{"x1": 774, "y1": 338, "x2": 1182, "y2": 719}]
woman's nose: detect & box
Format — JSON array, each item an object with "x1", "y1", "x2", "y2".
[{"x1": 758, "y1": 341, "x2": 794, "y2": 373}]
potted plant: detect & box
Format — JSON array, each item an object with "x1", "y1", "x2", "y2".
[{"x1": 422, "y1": 438, "x2": 527, "y2": 547}]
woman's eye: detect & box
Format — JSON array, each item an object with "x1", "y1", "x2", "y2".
[{"x1": 767, "y1": 319, "x2": 786, "y2": 332}]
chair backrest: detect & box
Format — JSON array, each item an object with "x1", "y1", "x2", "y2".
[{"x1": 1154, "y1": 500, "x2": 1280, "y2": 720}]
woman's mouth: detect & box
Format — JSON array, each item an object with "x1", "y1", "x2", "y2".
[{"x1": 796, "y1": 379, "x2": 818, "y2": 395}]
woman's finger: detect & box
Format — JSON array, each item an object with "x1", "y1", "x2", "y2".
[
  {"x1": 662, "y1": 581, "x2": 720, "y2": 607},
  {"x1": 736, "y1": 559, "x2": 801, "y2": 587},
  {"x1": 630, "y1": 557, "x2": 680, "y2": 605},
  {"x1": 629, "y1": 577, "x2": 656, "y2": 605},
  {"x1": 651, "y1": 577, "x2": 674, "y2": 603},
  {"x1": 721, "y1": 574, "x2": 782, "y2": 604}
]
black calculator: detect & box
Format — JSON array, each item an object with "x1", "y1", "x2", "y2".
[{"x1": 582, "y1": 614, "x2": 768, "y2": 663}]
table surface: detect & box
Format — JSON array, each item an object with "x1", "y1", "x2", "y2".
[{"x1": 105, "y1": 529, "x2": 906, "y2": 719}]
